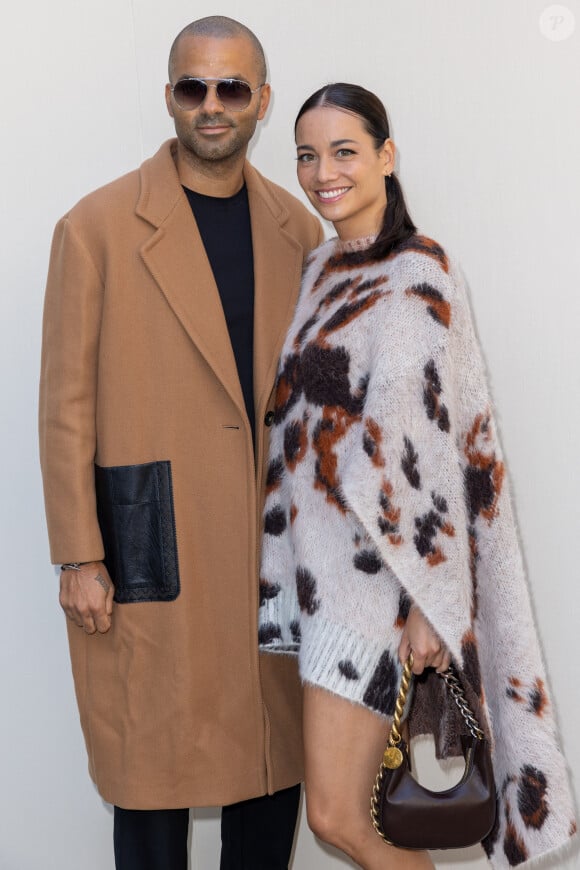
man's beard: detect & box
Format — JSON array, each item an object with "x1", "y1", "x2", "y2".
[{"x1": 179, "y1": 113, "x2": 257, "y2": 163}]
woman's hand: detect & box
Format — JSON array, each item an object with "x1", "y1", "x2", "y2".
[{"x1": 398, "y1": 604, "x2": 451, "y2": 675}]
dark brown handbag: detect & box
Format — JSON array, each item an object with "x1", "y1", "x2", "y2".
[{"x1": 370, "y1": 655, "x2": 497, "y2": 850}]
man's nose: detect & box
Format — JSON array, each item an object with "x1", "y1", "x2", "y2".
[{"x1": 201, "y1": 83, "x2": 225, "y2": 114}]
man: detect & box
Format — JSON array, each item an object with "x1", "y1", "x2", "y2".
[{"x1": 39, "y1": 16, "x2": 322, "y2": 869}]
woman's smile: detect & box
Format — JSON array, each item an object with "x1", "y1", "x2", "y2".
[{"x1": 315, "y1": 186, "x2": 351, "y2": 202}]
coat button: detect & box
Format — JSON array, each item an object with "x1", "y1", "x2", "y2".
[{"x1": 264, "y1": 410, "x2": 275, "y2": 427}]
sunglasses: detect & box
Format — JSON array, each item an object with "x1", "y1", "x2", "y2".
[{"x1": 170, "y1": 77, "x2": 263, "y2": 111}]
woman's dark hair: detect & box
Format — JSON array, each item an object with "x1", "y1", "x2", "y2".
[{"x1": 295, "y1": 83, "x2": 416, "y2": 261}]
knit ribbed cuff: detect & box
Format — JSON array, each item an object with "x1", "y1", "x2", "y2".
[{"x1": 299, "y1": 614, "x2": 398, "y2": 715}]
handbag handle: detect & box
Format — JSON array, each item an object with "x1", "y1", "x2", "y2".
[
  {"x1": 438, "y1": 663, "x2": 485, "y2": 740},
  {"x1": 371, "y1": 654, "x2": 495, "y2": 848},
  {"x1": 382, "y1": 654, "x2": 484, "y2": 771}
]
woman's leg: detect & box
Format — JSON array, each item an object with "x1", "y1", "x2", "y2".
[{"x1": 303, "y1": 685, "x2": 434, "y2": 870}]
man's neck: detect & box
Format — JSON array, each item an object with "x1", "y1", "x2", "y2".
[{"x1": 174, "y1": 142, "x2": 247, "y2": 197}]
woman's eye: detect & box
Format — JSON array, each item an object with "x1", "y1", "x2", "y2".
[
  {"x1": 297, "y1": 153, "x2": 316, "y2": 163},
  {"x1": 337, "y1": 148, "x2": 355, "y2": 158}
]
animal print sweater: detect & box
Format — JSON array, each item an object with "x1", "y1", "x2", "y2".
[{"x1": 259, "y1": 235, "x2": 576, "y2": 867}]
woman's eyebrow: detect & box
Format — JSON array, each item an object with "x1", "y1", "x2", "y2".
[{"x1": 296, "y1": 139, "x2": 357, "y2": 151}]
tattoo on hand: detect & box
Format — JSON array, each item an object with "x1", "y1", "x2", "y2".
[{"x1": 93, "y1": 572, "x2": 110, "y2": 593}]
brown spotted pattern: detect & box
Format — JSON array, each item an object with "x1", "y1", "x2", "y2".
[
  {"x1": 377, "y1": 478, "x2": 402, "y2": 544},
  {"x1": 259, "y1": 578, "x2": 281, "y2": 607},
  {"x1": 310, "y1": 249, "x2": 389, "y2": 296},
  {"x1": 462, "y1": 412, "x2": 506, "y2": 630},
  {"x1": 413, "y1": 491, "x2": 455, "y2": 566},
  {"x1": 463, "y1": 412, "x2": 505, "y2": 525},
  {"x1": 518, "y1": 765, "x2": 549, "y2": 830},
  {"x1": 395, "y1": 590, "x2": 412, "y2": 629},
  {"x1": 289, "y1": 620, "x2": 301, "y2": 643},
  {"x1": 362, "y1": 417, "x2": 385, "y2": 467},
  {"x1": 405, "y1": 283, "x2": 451, "y2": 328},
  {"x1": 423, "y1": 359, "x2": 450, "y2": 432},
  {"x1": 265, "y1": 455, "x2": 285, "y2": 496},
  {"x1": 296, "y1": 566, "x2": 321, "y2": 615},
  {"x1": 401, "y1": 436, "x2": 421, "y2": 489},
  {"x1": 353, "y1": 548, "x2": 384, "y2": 574},
  {"x1": 507, "y1": 676, "x2": 549, "y2": 717},
  {"x1": 528, "y1": 678, "x2": 549, "y2": 716},
  {"x1": 467, "y1": 525, "x2": 480, "y2": 619},
  {"x1": 338, "y1": 659, "x2": 360, "y2": 680},
  {"x1": 461, "y1": 628, "x2": 483, "y2": 699},
  {"x1": 503, "y1": 802, "x2": 529, "y2": 865},
  {"x1": 507, "y1": 676, "x2": 524, "y2": 703},
  {"x1": 294, "y1": 274, "x2": 388, "y2": 350},
  {"x1": 284, "y1": 414, "x2": 309, "y2": 471},
  {"x1": 394, "y1": 235, "x2": 450, "y2": 272},
  {"x1": 264, "y1": 505, "x2": 287, "y2": 536},
  {"x1": 313, "y1": 407, "x2": 357, "y2": 512},
  {"x1": 362, "y1": 648, "x2": 399, "y2": 716},
  {"x1": 258, "y1": 622, "x2": 282, "y2": 645},
  {"x1": 489, "y1": 763, "x2": 553, "y2": 863}
]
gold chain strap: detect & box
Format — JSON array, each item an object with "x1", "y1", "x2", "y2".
[
  {"x1": 370, "y1": 654, "x2": 414, "y2": 843},
  {"x1": 371, "y1": 767, "x2": 395, "y2": 843},
  {"x1": 370, "y1": 653, "x2": 485, "y2": 843},
  {"x1": 382, "y1": 655, "x2": 414, "y2": 767}
]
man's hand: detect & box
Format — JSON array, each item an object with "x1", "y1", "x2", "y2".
[{"x1": 59, "y1": 562, "x2": 114, "y2": 634}]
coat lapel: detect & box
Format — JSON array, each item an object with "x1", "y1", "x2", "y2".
[
  {"x1": 137, "y1": 141, "x2": 243, "y2": 413},
  {"x1": 135, "y1": 141, "x2": 305, "y2": 424},
  {"x1": 245, "y1": 164, "x2": 305, "y2": 420}
]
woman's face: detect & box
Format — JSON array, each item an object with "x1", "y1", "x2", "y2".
[{"x1": 295, "y1": 106, "x2": 395, "y2": 241}]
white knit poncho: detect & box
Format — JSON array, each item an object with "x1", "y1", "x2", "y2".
[{"x1": 258, "y1": 234, "x2": 576, "y2": 867}]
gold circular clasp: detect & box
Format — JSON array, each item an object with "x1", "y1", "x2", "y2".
[{"x1": 383, "y1": 746, "x2": 404, "y2": 769}]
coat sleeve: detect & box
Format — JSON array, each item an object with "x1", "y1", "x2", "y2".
[{"x1": 39, "y1": 216, "x2": 105, "y2": 564}]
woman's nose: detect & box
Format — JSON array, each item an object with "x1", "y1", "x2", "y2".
[{"x1": 315, "y1": 156, "x2": 339, "y2": 183}]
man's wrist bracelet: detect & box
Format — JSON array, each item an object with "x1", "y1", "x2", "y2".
[{"x1": 60, "y1": 562, "x2": 88, "y2": 572}]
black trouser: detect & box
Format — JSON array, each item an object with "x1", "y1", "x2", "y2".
[{"x1": 113, "y1": 784, "x2": 301, "y2": 870}]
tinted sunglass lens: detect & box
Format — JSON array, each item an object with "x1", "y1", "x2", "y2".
[
  {"x1": 173, "y1": 79, "x2": 207, "y2": 109},
  {"x1": 216, "y1": 80, "x2": 252, "y2": 109}
]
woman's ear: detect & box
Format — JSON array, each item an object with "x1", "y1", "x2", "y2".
[{"x1": 381, "y1": 138, "x2": 396, "y2": 176}]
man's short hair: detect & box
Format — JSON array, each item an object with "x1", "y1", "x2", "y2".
[{"x1": 168, "y1": 16, "x2": 267, "y2": 84}]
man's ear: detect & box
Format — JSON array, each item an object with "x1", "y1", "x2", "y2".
[
  {"x1": 257, "y1": 83, "x2": 272, "y2": 121},
  {"x1": 165, "y1": 83, "x2": 175, "y2": 118}
]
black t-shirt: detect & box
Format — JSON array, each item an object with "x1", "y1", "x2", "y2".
[{"x1": 183, "y1": 185, "x2": 255, "y2": 440}]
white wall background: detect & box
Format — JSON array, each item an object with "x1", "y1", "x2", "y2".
[{"x1": 0, "y1": 1, "x2": 578, "y2": 867}]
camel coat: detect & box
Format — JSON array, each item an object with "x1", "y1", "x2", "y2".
[{"x1": 39, "y1": 139, "x2": 323, "y2": 808}]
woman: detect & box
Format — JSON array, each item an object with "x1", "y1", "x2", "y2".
[{"x1": 259, "y1": 83, "x2": 575, "y2": 869}]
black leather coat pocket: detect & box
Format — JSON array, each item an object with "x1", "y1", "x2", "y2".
[{"x1": 95, "y1": 461, "x2": 180, "y2": 603}]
